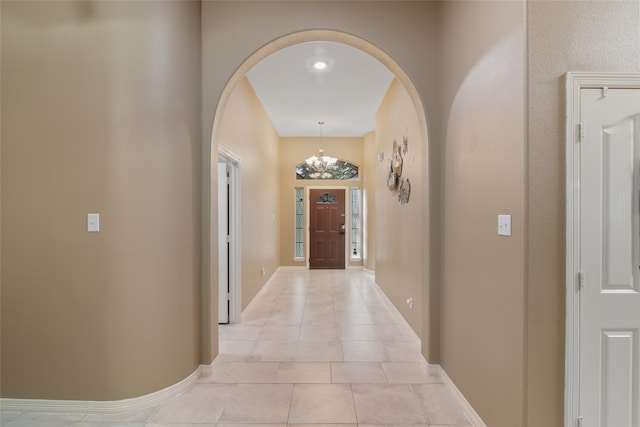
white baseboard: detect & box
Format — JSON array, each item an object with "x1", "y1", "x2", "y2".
[
  {"x1": 370, "y1": 279, "x2": 421, "y2": 347},
  {"x1": 430, "y1": 364, "x2": 488, "y2": 427},
  {"x1": 241, "y1": 268, "x2": 284, "y2": 317},
  {"x1": 277, "y1": 265, "x2": 373, "y2": 273},
  {"x1": 371, "y1": 278, "x2": 485, "y2": 427},
  {"x1": 276, "y1": 266, "x2": 307, "y2": 271},
  {"x1": 0, "y1": 364, "x2": 208, "y2": 415}
]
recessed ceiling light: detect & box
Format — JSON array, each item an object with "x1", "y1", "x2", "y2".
[{"x1": 313, "y1": 61, "x2": 327, "y2": 70}]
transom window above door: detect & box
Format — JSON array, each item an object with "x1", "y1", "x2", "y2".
[{"x1": 296, "y1": 160, "x2": 359, "y2": 180}]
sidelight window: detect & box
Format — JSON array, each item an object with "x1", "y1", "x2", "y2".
[
  {"x1": 294, "y1": 187, "x2": 304, "y2": 260},
  {"x1": 351, "y1": 187, "x2": 361, "y2": 260}
]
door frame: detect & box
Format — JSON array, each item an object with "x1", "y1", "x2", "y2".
[
  {"x1": 217, "y1": 161, "x2": 229, "y2": 323},
  {"x1": 565, "y1": 72, "x2": 640, "y2": 427},
  {"x1": 306, "y1": 185, "x2": 350, "y2": 269},
  {"x1": 218, "y1": 145, "x2": 242, "y2": 324}
]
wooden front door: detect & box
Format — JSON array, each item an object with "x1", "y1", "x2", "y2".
[{"x1": 309, "y1": 189, "x2": 345, "y2": 269}]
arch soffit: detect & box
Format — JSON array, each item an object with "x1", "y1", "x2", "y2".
[{"x1": 209, "y1": 29, "x2": 429, "y2": 156}]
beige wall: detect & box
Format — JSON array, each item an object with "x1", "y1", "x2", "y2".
[
  {"x1": 3, "y1": 2, "x2": 634, "y2": 424},
  {"x1": 362, "y1": 131, "x2": 376, "y2": 271},
  {"x1": 1, "y1": 1, "x2": 202, "y2": 400},
  {"x1": 437, "y1": 2, "x2": 526, "y2": 426},
  {"x1": 527, "y1": 2, "x2": 640, "y2": 426},
  {"x1": 279, "y1": 136, "x2": 364, "y2": 268},
  {"x1": 216, "y1": 77, "x2": 280, "y2": 310},
  {"x1": 374, "y1": 78, "x2": 425, "y2": 337}
]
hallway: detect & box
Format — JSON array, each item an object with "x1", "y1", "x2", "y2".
[{"x1": 2, "y1": 270, "x2": 471, "y2": 426}]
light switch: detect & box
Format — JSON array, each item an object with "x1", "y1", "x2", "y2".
[
  {"x1": 498, "y1": 214, "x2": 511, "y2": 236},
  {"x1": 88, "y1": 213, "x2": 100, "y2": 232}
]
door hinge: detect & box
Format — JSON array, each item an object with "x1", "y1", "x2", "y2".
[
  {"x1": 578, "y1": 270, "x2": 585, "y2": 290},
  {"x1": 227, "y1": 292, "x2": 231, "y2": 301},
  {"x1": 226, "y1": 235, "x2": 230, "y2": 243},
  {"x1": 578, "y1": 415, "x2": 584, "y2": 427},
  {"x1": 578, "y1": 121, "x2": 585, "y2": 143}
]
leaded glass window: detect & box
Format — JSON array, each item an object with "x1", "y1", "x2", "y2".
[
  {"x1": 294, "y1": 187, "x2": 304, "y2": 259},
  {"x1": 351, "y1": 187, "x2": 361, "y2": 259},
  {"x1": 317, "y1": 193, "x2": 338, "y2": 204},
  {"x1": 296, "y1": 160, "x2": 359, "y2": 180}
]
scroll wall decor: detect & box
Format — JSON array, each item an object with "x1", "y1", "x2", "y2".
[{"x1": 386, "y1": 136, "x2": 411, "y2": 204}]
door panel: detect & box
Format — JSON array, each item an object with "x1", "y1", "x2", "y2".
[
  {"x1": 309, "y1": 189, "x2": 345, "y2": 269},
  {"x1": 315, "y1": 206, "x2": 326, "y2": 232},
  {"x1": 580, "y1": 88, "x2": 640, "y2": 427},
  {"x1": 601, "y1": 330, "x2": 637, "y2": 427}
]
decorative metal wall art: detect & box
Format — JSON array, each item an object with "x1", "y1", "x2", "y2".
[
  {"x1": 399, "y1": 178, "x2": 411, "y2": 204},
  {"x1": 386, "y1": 137, "x2": 411, "y2": 204}
]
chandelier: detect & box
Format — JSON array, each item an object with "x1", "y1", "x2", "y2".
[{"x1": 305, "y1": 121, "x2": 337, "y2": 173}]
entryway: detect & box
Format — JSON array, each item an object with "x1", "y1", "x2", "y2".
[
  {"x1": 207, "y1": 27, "x2": 432, "y2": 375},
  {"x1": 566, "y1": 73, "x2": 640, "y2": 427}
]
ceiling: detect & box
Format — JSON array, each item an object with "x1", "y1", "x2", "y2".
[{"x1": 246, "y1": 41, "x2": 395, "y2": 138}]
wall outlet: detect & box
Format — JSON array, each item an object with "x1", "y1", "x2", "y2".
[
  {"x1": 406, "y1": 297, "x2": 413, "y2": 310},
  {"x1": 260, "y1": 267, "x2": 266, "y2": 277}
]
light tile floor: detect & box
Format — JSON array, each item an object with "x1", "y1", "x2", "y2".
[{"x1": 1, "y1": 269, "x2": 472, "y2": 427}]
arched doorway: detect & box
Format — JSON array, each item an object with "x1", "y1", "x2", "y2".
[{"x1": 205, "y1": 30, "x2": 431, "y2": 364}]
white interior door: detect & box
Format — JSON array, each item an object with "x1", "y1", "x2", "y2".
[
  {"x1": 218, "y1": 162, "x2": 229, "y2": 324},
  {"x1": 579, "y1": 87, "x2": 640, "y2": 427}
]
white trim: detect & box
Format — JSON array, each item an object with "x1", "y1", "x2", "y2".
[
  {"x1": 240, "y1": 267, "x2": 283, "y2": 316},
  {"x1": 208, "y1": 350, "x2": 224, "y2": 372},
  {"x1": 0, "y1": 365, "x2": 208, "y2": 415},
  {"x1": 218, "y1": 145, "x2": 241, "y2": 164},
  {"x1": 218, "y1": 146, "x2": 242, "y2": 324},
  {"x1": 363, "y1": 268, "x2": 375, "y2": 275},
  {"x1": 433, "y1": 364, "x2": 488, "y2": 427},
  {"x1": 565, "y1": 71, "x2": 581, "y2": 427},
  {"x1": 372, "y1": 276, "x2": 421, "y2": 348},
  {"x1": 564, "y1": 72, "x2": 640, "y2": 427},
  {"x1": 370, "y1": 276, "x2": 485, "y2": 427},
  {"x1": 277, "y1": 265, "x2": 307, "y2": 271}
]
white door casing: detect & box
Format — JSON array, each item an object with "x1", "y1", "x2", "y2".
[
  {"x1": 566, "y1": 73, "x2": 640, "y2": 427},
  {"x1": 218, "y1": 162, "x2": 230, "y2": 324},
  {"x1": 218, "y1": 146, "x2": 241, "y2": 324}
]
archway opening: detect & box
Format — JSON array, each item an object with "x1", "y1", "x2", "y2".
[{"x1": 207, "y1": 30, "x2": 431, "y2": 365}]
